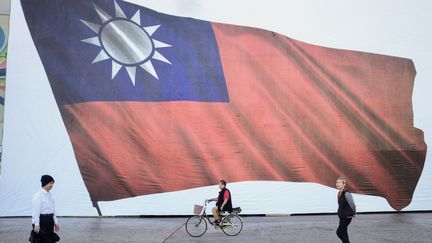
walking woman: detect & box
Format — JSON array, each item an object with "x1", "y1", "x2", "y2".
[{"x1": 336, "y1": 177, "x2": 356, "y2": 243}]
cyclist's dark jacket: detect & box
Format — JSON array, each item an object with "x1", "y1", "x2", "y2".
[{"x1": 216, "y1": 188, "x2": 232, "y2": 212}]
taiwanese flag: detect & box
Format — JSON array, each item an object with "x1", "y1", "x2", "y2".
[{"x1": 21, "y1": 0, "x2": 427, "y2": 211}]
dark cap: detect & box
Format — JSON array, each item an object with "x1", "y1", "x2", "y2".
[{"x1": 41, "y1": 175, "x2": 55, "y2": 187}]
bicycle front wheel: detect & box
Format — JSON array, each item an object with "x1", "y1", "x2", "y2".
[
  {"x1": 221, "y1": 214, "x2": 243, "y2": 236},
  {"x1": 185, "y1": 215, "x2": 207, "y2": 237}
]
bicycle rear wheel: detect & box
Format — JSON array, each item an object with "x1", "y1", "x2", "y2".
[
  {"x1": 221, "y1": 214, "x2": 243, "y2": 236},
  {"x1": 185, "y1": 215, "x2": 207, "y2": 237}
]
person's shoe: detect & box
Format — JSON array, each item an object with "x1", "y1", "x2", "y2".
[{"x1": 214, "y1": 220, "x2": 220, "y2": 229}]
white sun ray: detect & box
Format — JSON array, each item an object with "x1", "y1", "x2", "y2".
[
  {"x1": 92, "y1": 3, "x2": 112, "y2": 22},
  {"x1": 126, "y1": 66, "x2": 137, "y2": 85},
  {"x1": 81, "y1": 37, "x2": 100, "y2": 46},
  {"x1": 144, "y1": 25, "x2": 160, "y2": 36},
  {"x1": 131, "y1": 10, "x2": 140, "y2": 25},
  {"x1": 152, "y1": 51, "x2": 171, "y2": 64},
  {"x1": 114, "y1": 0, "x2": 127, "y2": 18},
  {"x1": 140, "y1": 61, "x2": 158, "y2": 79},
  {"x1": 112, "y1": 61, "x2": 122, "y2": 79},
  {"x1": 92, "y1": 50, "x2": 110, "y2": 63},
  {"x1": 153, "y1": 39, "x2": 171, "y2": 48},
  {"x1": 81, "y1": 1, "x2": 172, "y2": 85},
  {"x1": 80, "y1": 20, "x2": 100, "y2": 34}
]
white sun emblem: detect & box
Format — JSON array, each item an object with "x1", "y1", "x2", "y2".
[{"x1": 80, "y1": 1, "x2": 172, "y2": 85}]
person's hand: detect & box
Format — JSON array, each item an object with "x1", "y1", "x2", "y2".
[
  {"x1": 34, "y1": 225, "x2": 40, "y2": 233},
  {"x1": 54, "y1": 224, "x2": 60, "y2": 232},
  {"x1": 220, "y1": 206, "x2": 224, "y2": 211}
]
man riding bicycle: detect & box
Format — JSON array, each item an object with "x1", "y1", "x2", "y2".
[{"x1": 207, "y1": 179, "x2": 232, "y2": 227}]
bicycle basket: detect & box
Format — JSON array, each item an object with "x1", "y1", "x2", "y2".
[{"x1": 193, "y1": 204, "x2": 203, "y2": 215}]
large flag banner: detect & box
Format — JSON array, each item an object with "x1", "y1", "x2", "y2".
[{"x1": 20, "y1": 0, "x2": 426, "y2": 212}]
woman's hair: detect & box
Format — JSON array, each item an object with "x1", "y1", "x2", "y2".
[
  {"x1": 219, "y1": 179, "x2": 227, "y2": 186},
  {"x1": 337, "y1": 177, "x2": 346, "y2": 185}
]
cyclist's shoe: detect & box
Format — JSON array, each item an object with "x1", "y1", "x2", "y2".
[{"x1": 214, "y1": 220, "x2": 220, "y2": 229}]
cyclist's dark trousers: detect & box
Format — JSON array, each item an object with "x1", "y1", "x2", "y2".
[{"x1": 336, "y1": 218, "x2": 352, "y2": 243}]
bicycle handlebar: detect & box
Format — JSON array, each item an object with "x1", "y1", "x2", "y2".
[{"x1": 205, "y1": 199, "x2": 215, "y2": 205}]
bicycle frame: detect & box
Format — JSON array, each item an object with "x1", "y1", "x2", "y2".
[{"x1": 199, "y1": 200, "x2": 218, "y2": 225}]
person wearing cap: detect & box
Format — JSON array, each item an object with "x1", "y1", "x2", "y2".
[{"x1": 31, "y1": 175, "x2": 60, "y2": 242}]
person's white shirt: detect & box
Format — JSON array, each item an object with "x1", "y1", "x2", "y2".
[{"x1": 32, "y1": 189, "x2": 58, "y2": 226}]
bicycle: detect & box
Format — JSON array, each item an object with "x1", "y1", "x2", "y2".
[{"x1": 185, "y1": 200, "x2": 243, "y2": 237}]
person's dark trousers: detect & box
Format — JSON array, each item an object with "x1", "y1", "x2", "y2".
[
  {"x1": 336, "y1": 218, "x2": 352, "y2": 243},
  {"x1": 31, "y1": 214, "x2": 55, "y2": 243}
]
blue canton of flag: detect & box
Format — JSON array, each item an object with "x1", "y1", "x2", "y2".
[{"x1": 21, "y1": 0, "x2": 229, "y2": 105}]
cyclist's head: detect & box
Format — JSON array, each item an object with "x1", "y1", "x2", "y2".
[{"x1": 219, "y1": 179, "x2": 227, "y2": 189}]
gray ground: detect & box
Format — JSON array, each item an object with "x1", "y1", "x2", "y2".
[{"x1": 1, "y1": 213, "x2": 431, "y2": 242}]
